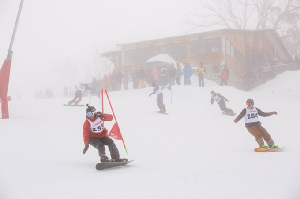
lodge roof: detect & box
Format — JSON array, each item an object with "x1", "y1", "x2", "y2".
[{"x1": 102, "y1": 28, "x2": 292, "y2": 62}]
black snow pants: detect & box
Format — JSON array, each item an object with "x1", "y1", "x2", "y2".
[
  {"x1": 89, "y1": 137, "x2": 120, "y2": 159},
  {"x1": 218, "y1": 100, "x2": 233, "y2": 113},
  {"x1": 68, "y1": 90, "x2": 82, "y2": 105}
]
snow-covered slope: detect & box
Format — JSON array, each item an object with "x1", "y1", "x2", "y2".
[{"x1": 1, "y1": 72, "x2": 300, "y2": 199}]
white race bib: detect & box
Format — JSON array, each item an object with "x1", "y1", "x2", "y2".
[
  {"x1": 244, "y1": 107, "x2": 260, "y2": 123},
  {"x1": 212, "y1": 95, "x2": 221, "y2": 103},
  {"x1": 87, "y1": 117, "x2": 104, "y2": 133}
]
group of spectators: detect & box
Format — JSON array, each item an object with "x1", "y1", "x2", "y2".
[
  {"x1": 197, "y1": 63, "x2": 230, "y2": 87},
  {"x1": 99, "y1": 62, "x2": 201, "y2": 91},
  {"x1": 97, "y1": 62, "x2": 232, "y2": 92},
  {"x1": 35, "y1": 87, "x2": 54, "y2": 99}
]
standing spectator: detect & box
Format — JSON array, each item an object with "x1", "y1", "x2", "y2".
[
  {"x1": 45, "y1": 87, "x2": 54, "y2": 98},
  {"x1": 123, "y1": 69, "x2": 129, "y2": 90},
  {"x1": 168, "y1": 63, "x2": 176, "y2": 85},
  {"x1": 132, "y1": 68, "x2": 139, "y2": 89},
  {"x1": 198, "y1": 62, "x2": 206, "y2": 87},
  {"x1": 151, "y1": 66, "x2": 159, "y2": 83},
  {"x1": 139, "y1": 67, "x2": 146, "y2": 88},
  {"x1": 175, "y1": 63, "x2": 182, "y2": 85},
  {"x1": 104, "y1": 75, "x2": 110, "y2": 90},
  {"x1": 116, "y1": 70, "x2": 123, "y2": 91},
  {"x1": 111, "y1": 70, "x2": 117, "y2": 91},
  {"x1": 160, "y1": 64, "x2": 168, "y2": 87},
  {"x1": 220, "y1": 65, "x2": 229, "y2": 86},
  {"x1": 183, "y1": 63, "x2": 193, "y2": 85}
]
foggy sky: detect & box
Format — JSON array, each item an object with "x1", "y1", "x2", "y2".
[{"x1": 0, "y1": 0, "x2": 197, "y2": 98}]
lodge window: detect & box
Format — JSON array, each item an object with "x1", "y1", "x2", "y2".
[
  {"x1": 206, "y1": 38, "x2": 222, "y2": 54},
  {"x1": 191, "y1": 41, "x2": 206, "y2": 56},
  {"x1": 160, "y1": 44, "x2": 187, "y2": 59},
  {"x1": 191, "y1": 38, "x2": 222, "y2": 56}
]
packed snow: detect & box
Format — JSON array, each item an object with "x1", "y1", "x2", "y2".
[{"x1": 1, "y1": 72, "x2": 300, "y2": 199}]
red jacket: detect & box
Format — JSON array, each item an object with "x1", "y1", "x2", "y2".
[
  {"x1": 83, "y1": 113, "x2": 113, "y2": 145},
  {"x1": 221, "y1": 69, "x2": 229, "y2": 80}
]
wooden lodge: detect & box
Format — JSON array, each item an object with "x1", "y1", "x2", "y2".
[{"x1": 101, "y1": 29, "x2": 296, "y2": 90}]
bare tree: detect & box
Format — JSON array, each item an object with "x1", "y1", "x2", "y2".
[{"x1": 186, "y1": 0, "x2": 300, "y2": 56}]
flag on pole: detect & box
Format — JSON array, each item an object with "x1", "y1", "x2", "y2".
[
  {"x1": 109, "y1": 123, "x2": 123, "y2": 140},
  {"x1": 105, "y1": 89, "x2": 128, "y2": 153}
]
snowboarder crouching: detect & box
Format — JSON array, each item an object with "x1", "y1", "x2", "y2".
[
  {"x1": 68, "y1": 83, "x2": 91, "y2": 105},
  {"x1": 83, "y1": 105, "x2": 127, "y2": 162},
  {"x1": 210, "y1": 91, "x2": 234, "y2": 115},
  {"x1": 234, "y1": 99, "x2": 278, "y2": 149},
  {"x1": 149, "y1": 82, "x2": 166, "y2": 114}
]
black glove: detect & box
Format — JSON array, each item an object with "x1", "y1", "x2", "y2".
[
  {"x1": 83, "y1": 145, "x2": 89, "y2": 154},
  {"x1": 97, "y1": 111, "x2": 106, "y2": 119}
]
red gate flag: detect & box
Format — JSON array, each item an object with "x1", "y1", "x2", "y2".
[
  {"x1": 104, "y1": 89, "x2": 128, "y2": 153},
  {"x1": 109, "y1": 123, "x2": 123, "y2": 140}
]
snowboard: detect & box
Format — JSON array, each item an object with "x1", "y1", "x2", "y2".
[
  {"x1": 254, "y1": 147, "x2": 284, "y2": 152},
  {"x1": 63, "y1": 104, "x2": 84, "y2": 106},
  {"x1": 96, "y1": 159, "x2": 133, "y2": 170},
  {"x1": 222, "y1": 111, "x2": 236, "y2": 116},
  {"x1": 157, "y1": 111, "x2": 169, "y2": 115}
]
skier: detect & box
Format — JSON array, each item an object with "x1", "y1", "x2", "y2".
[
  {"x1": 149, "y1": 81, "x2": 166, "y2": 114},
  {"x1": 210, "y1": 90, "x2": 234, "y2": 115},
  {"x1": 83, "y1": 105, "x2": 127, "y2": 162},
  {"x1": 68, "y1": 83, "x2": 91, "y2": 105},
  {"x1": 234, "y1": 99, "x2": 278, "y2": 149}
]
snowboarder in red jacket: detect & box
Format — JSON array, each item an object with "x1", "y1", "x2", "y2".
[
  {"x1": 234, "y1": 99, "x2": 278, "y2": 149},
  {"x1": 83, "y1": 105, "x2": 127, "y2": 162}
]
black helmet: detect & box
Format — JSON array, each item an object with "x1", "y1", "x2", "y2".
[
  {"x1": 211, "y1": 90, "x2": 216, "y2": 96},
  {"x1": 246, "y1": 99, "x2": 254, "y2": 105},
  {"x1": 86, "y1": 105, "x2": 96, "y2": 117}
]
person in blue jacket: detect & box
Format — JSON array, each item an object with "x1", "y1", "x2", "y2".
[{"x1": 183, "y1": 63, "x2": 193, "y2": 85}]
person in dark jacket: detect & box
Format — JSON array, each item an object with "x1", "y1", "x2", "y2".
[
  {"x1": 175, "y1": 63, "x2": 182, "y2": 85},
  {"x1": 83, "y1": 105, "x2": 127, "y2": 162},
  {"x1": 234, "y1": 99, "x2": 278, "y2": 149},
  {"x1": 210, "y1": 90, "x2": 234, "y2": 115},
  {"x1": 123, "y1": 70, "x2": 129, "y2": 90}
]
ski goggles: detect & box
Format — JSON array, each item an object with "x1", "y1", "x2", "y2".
[
  {"x1": 86, "y1": 110, "x2": 96, "y2": 117},
  {"x1": 247, "y1": 102, "x2": 252, "y2": 106}
]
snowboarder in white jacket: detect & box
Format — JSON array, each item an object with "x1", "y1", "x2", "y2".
[
  {"x1": 210, "y1": 91, "x2": 234, "y2": 115},
  {"x1": 234, "y1": 99, "x2": 278, "y2": 149}
]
